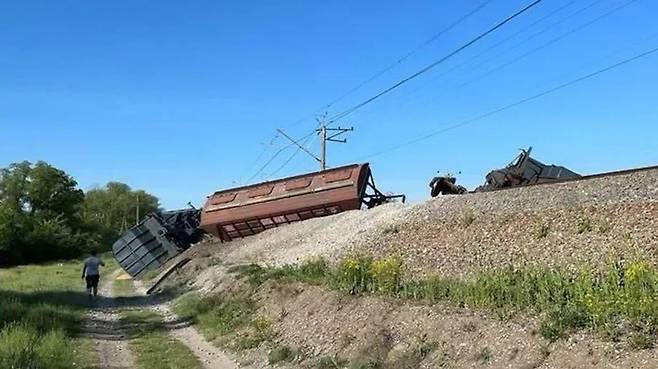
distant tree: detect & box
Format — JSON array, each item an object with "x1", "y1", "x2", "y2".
[
  {"x1": 83, "y1": 182, "x2": 160, "y2": 232},
  {"x1": 0, "y1": 161, "x2": 90, "y2": 264},
  {"x1": 0, "y1": 161, "x2": 161, "y2": 265},
  {"x1": 0, "y1": 161, "x2": 84, "y2": 220}
]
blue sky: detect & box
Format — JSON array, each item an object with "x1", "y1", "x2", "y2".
[{"x1": 1, "y1": 0, "x2": 657, "y2": 209}]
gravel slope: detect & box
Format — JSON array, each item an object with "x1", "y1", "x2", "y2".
[{"x1": 184, "y1": 167, "x2": 658, "y2": 278}]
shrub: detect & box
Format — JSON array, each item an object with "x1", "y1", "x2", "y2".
[
  {"x1": 288, "y1": 258, "x2": 330, "y2": 284},
  {"x1": 335, "y1": 255, "x2": 374, "y2": 293},
  {"x1": 370, "y1": 257, "x2": 403, "y2": 294},
  {"x1": 577, "y1": 217, "x2": 593, "y2": 234},
  {"x1": 535, "y1": 222, "x2": 550, "y2": 239},
  {"x1": 268, "y1": 345, "x2": 295, "y2": 364},
  {"x1": 235, "y1": 317, "x2": 273, "y2": 350},
  {"x1": 598, "y1": 219, "x2": 611, "y2": 234},
  {"x1": 350, "y1": 359, "x2": 383, "y2": 369},
  {"x1": 628, "y1": 331, "x2": 655, "y2": 350},
  {"x1": 461, "y1": 208, "x2": 475, "y2": 227},
  {"x1": 317, "y1": 355, "x2": 349, "y2": 369}
]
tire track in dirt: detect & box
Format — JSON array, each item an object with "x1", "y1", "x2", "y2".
[
  {"x1": 81, "y1": 270, "x2": 135, "y2": 369},
  {"x1": 132, "y1": 280, "x2": 243, "y2": 369}
]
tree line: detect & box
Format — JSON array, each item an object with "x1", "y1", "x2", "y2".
[{"x1": 0, "y1": 161, "x2": 160, "y2": 266}]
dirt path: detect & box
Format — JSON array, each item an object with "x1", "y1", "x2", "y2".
[
  {"x1": 132, "y1": 280, "x2": 242, "y2": 369},
  {"x1": 81, "y1": 271, "x2": 242, "y2": 369},
  {"x1": 81, "y1": 271, "x2": 136, "y2": 369}
]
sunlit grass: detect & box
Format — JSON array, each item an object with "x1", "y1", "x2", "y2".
[
  {"x1": 121, "y1": 310, "x2": 203, "y2": 369},
  {"x1": 0, "y1": 254, "x2": 118, "y2": 369}
]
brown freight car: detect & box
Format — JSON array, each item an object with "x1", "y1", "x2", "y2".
[{"x1": 199, "y1": 163, "x2": 403, "y2": 241}]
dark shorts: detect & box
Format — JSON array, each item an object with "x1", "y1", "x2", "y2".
[{"x1": 85, "y1": 275, "x2": 100, "y2": 289}]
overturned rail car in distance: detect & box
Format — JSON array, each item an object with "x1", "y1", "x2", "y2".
[
  {"x1": 112, "y1": 208, "x2": 203, "y2": 277},
  {"x1": 200, "y1": 163, "x2": 404, "y2": 242},
  {"x1": 476, "y1": 147, "x2": 581, "y2": 191}
]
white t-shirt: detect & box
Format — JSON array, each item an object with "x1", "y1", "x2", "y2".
[{"x1": 83, "y1": 256, "x2": 103, "y2": 276}]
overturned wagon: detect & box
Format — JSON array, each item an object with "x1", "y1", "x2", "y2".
[
  {"x1": 200, "y1": 163, "x2": 404, "y2": 241},
  {"x1": 113, "y1": 163, "x2": 403, "y2": 277}
]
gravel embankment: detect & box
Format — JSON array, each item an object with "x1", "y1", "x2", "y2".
[{"x1": 188, "y1": 167, "x2": 658, "y2": 278}]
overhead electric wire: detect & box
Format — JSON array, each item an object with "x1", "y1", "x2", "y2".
[
  {"x1": 383, "y1": 0, "x2": 635, "y2": 118},
  {"x1": 328, "y1": 0, "x2": 546, "y2": 123},
  {"x1": 465, "y1": 0, "x2": 603, "y2": 73},
  {"x1": 318, "y1": 0, "x2": 493, "y2": 112},
  {"x1": 454, "y1": 0, "x2": 639, "y2": 90},
  {"x1": 356, "y1": 45, "x2": 658, "y2": 160},
  {"x1": 241, "y1": 2, "x2": 495, "y2": 181},
  {"x1": 245, "y1": 130, "x2": 316, "y2": 184},
  {"x1": 237, "y1": 133, "x2": 281, "y2": 184},
  {"x1": 268, "y1": 133, "x2": 318, "y2": 178},
  {"x1": 335, "y1": 0, "x2": 586, "y2": 122}
]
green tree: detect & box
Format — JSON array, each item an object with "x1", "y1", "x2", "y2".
[
  {"x1": 0, "y1": 161, "x2": 161, "y2": 265},
  {"x1": 83, "y1": 182, "x2": 160, "y2": 232},
  {"x1": 0, "y1": 161, "x2": 84, "y2": 220},
  {"x1": 0, "y1": 161, "x2": 90, "y2": 264}
]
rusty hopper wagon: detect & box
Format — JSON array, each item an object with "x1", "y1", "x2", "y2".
[
  {"x1": 200, "y1": 163, "x2": 399, "y2": 241},
  {"x1": 113, "y1": 163, "x2": 403, "y2": 277}
]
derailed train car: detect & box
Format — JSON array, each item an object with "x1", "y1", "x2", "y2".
[
  {"x1": 199, "y1": 163, "x2": 402, "y2": 241},
  {"x1": 429, "y1": 147, "x2": 581, "y2": 197},
  {"x1": 113, "y1": 163, "x2": 404, "y2": 276}
]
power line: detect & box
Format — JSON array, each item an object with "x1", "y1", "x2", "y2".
[
  {"x1": 454, "y1": 0, "x2": 639, "y2": 90},
  {"x1": 333, "y1": 0, "x2": 587, "y2": 122},
  {"x1": 357, "y1": 45, "x2": 658, "y2": 160},
  {"x1": 328, "y1": 0, "x2": 546, "y2": 123},
  {"x1": 319, "y1": 0, "x2": 493, "y2": 112},
  {"x1": 383, "y1": 0, "x2": 635, "y2": 118},
  {"x1": 241, "y1": 2, "x2": 496, "y2": 181},
  {"x1": 268, "y1": 134, "x2": 317, "y2": 178},
  {"x1": 245, "y1": 130, "x2": 316, "y2": 184},
  {"x1": 237, "y1": 133, "x2": 281, "y2": 184},
  {"x1": 276, "y1": 128, "x2": 321, "y2": 164},
  {"x1": 464, "y1": 0, "x2": 603, "y2": 74}
]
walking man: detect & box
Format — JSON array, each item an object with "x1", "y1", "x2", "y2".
[{"x1": 82, "y1": 250, "x2": 105, "y2": 299}]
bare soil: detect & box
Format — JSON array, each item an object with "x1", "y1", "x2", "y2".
[
  {"x1": 184, "y1": 267, "x2": 658, "y2": 369},
  {"x1": 81, "y1": 271, "x2": 136, "y2": 369},
  {"x1": 82, "y1": 271, "x2": 243, "y2": 369}
]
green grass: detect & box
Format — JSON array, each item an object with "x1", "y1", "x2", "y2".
[
  {"x1": 113, "y1": 277, "x2": 136, "y2": 296},
  {"x1": 173, "y1": 290, "x2": 275, "y2": 351},
  {"x1": 139, "y1": 268, "x2": 161, "y2": 283},
  {"x1": 120, "y1": 310, "x2": 203, "y2": 369},
  {"x1": 0, "y1": 254, "x2": 118, "y2": 369},
  {"x1": 225, "y1": 256, "x2": 658, "y2": 347}
]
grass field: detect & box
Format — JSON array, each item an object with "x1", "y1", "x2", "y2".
[
  {"x1": 0, "y1": 255, "x2": 118, "y2": 369},
  {"x1": 113, "y1": 272, "x2": 204, "y2": 369},
  {"x1": 120, "y1": 310, "x2": 203, "y2": 369}
]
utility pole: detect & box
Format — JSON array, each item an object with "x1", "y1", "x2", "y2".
[
  {"x1": 135, "y1": 193, "x2": 140, "y2": 226},
  {"x1": 276, "y1": 122, "x2": 353, "y2": 172},
  {"x1": 319, "y1": 125, "x2": 327, "y2": 171},
  {"x1": 316, "y1": 122, "x2": 353, "y2": 171}
]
